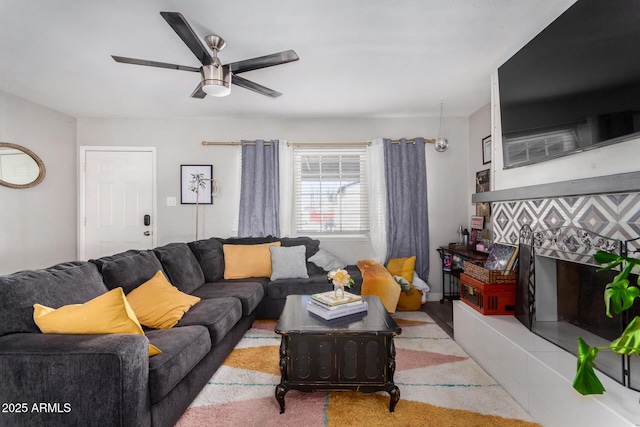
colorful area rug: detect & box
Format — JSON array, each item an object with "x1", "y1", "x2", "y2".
[{"x1": 175, "y1": 311, "x2": 540, "y2": 427}]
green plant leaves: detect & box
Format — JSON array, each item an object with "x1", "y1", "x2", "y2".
[
  {"x1": 594, "y1": 251, "x2": 640, "y2": 318},
  {"x1": 604, "y1": 278, "x2": 639, "y2": 318},
  {"x1": 593, "y1": 250, "x2": 622, "y2": 266},
  {"x1": 573, "y1": 337, "x2": 605, "y2": 395},
  {"x1": 575, "y1": 316, "x2": 640, "y2": 395},
  {"x1": 574, "y1": 250, "x2": 640, "y2": 395},
  {"x1": 610, "y1": 316, "x2": 640, "y2": 356}
]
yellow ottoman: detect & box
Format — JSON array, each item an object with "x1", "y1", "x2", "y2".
[{"x1": 396, "y1": 288, "x2": 422, "y2": 311}]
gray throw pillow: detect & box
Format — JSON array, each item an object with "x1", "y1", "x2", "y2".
[
  {"x1": 308, "y1": 248, "x2": 347, "y2": 271},
  {"x1": 270, "y1": 245, "x2": 309, "y2": 280}
]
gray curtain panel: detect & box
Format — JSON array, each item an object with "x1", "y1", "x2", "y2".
[
  {"x1": 383, "y1": 138, "x2": 430, "y2": 280},
  {"x1": 238, "y1": 140, "x2": 280, "y2": 237}
]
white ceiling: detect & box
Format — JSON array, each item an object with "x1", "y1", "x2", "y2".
[{"x1": 0, "y1": 0, "x2": 577, "y2": 120}]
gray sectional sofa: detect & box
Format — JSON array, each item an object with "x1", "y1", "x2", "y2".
[{"x1": 0, "y1": 236, "x2": 362, "y2": 427}]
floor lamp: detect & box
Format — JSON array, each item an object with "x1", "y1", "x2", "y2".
[{"x1": 195, "y1": 177, "x2": 217, "y2": 240}]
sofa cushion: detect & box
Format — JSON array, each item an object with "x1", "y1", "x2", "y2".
[
  {"x1": 176, "y1": 297, "x2": 242, "y2": 345},
  {"x1": 223, "y1": 236, "x2": 278, "y2": 245},
  {"x1": 308, "y1": 249, "x2": 347, "y2": 271},
  {"x1": 126, "y1": 271, "x2": 201, "y2": 329},
  {"x1": 146, "y1": 325, "x2": 211, "y2": 404},
  {"x1": 280, "y1": 237, "x2": 322, "y2": 276},
  {"x1": 33, "y1": 287, "x2": 160, "y2": 356},
  {"x1": 0, "y1": 261, "x2": 108, "y2": 337},
  {"x1": 153, "y1": 243, "x2": 205, "y2": 294},
  {"x1": 223, "y1": 242, "x2": 281, "y2": 279},
  {"x1": 278, "y1": 236, "x2": 320, "y2": 260},
  {"x1": 270, "y1": 245, "x2": 309, "y2": 280},
  {"x1": 188, "y1": 238, "x2": 225, "y2": 283},
  {"x1": 191, "y1": 281, "x2": 264, "y2": 316},
  {"x1": 265, "y1": 276, "x2": 334, "y2": 300},
  {"x1": 91, "y1": 250, "x2": 164, "y2": 294}
]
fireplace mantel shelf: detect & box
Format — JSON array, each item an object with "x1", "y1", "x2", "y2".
[{"x1": 472, "y1": 171, "x2": 640, "y2": 204}]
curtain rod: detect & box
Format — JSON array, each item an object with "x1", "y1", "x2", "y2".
[
  {"x1": 201, "y1": 141, "x2": 372, "y2": 147},
  {"x1": 389, "y1": 138, "x2": 436, "y2": 144},
  {"x1": 202, "y1": 139, "x2": 436, "y2": 146}
]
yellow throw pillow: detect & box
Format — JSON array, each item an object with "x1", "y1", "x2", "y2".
[
  {"x1": 126, "y1": 270, "x2": 201, "y2": 329},
  {"x1": 386, "y1": 256, "x2": 416, "y2": 286},
  {"x1": 33, "y1": 288, "x2": 161, "y2": 357},
  {"x1": 223, "y1": 242, "x2": 281, "y2": 279}
]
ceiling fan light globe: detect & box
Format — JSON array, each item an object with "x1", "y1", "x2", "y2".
[
  {"x1": 202, "y1": 82, "x2": 231, "y2": 97},
  {"x1": 434, "y1": 137, "x2": 449, "y2": 152}
]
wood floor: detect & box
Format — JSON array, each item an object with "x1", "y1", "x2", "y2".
[{"x1": 421, "y1": 299, "x2": 454, "y2": 338}]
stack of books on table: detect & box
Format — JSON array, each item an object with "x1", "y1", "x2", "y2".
[{"x1": 307, "y1": 291, "x2": 368, "y2": 320}]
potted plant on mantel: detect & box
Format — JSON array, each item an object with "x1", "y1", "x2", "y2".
[{"x1": 573, "y1": 250, "x2": 640, "y2": 395}]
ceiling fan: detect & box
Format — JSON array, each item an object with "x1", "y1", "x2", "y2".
[{"x1": 111, "y1": 11, "x2": 299, "y2": 98}]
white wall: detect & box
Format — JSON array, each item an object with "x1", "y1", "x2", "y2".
[
  {"x1": 0, "y1": 90, "x2": 77, "y2": 274},
  {"x1": 0, "y1": 89, "x2": 473, "y2": 297},
  {"x1": 77, "y1": 115, "x2": 470, "y2": 299},
  {"x1": 468, "y1": 104, "x2": 491, "y2": 221},
  {"x1": 490, "y1": 73, "x2": 640, "y2": 191}
]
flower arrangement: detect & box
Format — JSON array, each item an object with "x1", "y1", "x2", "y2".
[{"x1": 327, "y1": 269, "x2": 354, "y2": 288}]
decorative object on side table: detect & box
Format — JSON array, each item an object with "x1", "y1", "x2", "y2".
[{"x1": 573, "y1": 248, "x2": 640, "y2": 396}]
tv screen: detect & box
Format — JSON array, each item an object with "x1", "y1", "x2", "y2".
[{"x1": 498, "y1": 0, "x2": 640, "y2": 168}]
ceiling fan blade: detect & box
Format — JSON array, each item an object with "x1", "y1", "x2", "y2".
[
  {"x1": 160, "y1": 11, "x2": 213, "y2": 66},
  {"x1": 226, "y1": 50, "x2": 299, "y2": 74},
  {"x1": 111, "y1": 55, "x2": 201, "y2": 72},
  {"x1": 190, "y1": 82, "x2": 207, "y2": 99},
  {"x1": 231, "y1": 74, "x2": 282, "y2": 98}
]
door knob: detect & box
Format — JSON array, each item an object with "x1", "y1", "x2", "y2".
[{"x1": 144, "y1": 231, "x2": 151, "y2": 236}]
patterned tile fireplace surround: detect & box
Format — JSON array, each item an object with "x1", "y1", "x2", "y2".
[
  {"x1": 492, "y1": 192, "x2": 640, "y2": 256},
  {"x1": 455, "y1": 178, "x2": 640, "y2": 426}
]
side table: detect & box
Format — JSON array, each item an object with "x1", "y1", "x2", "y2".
[{"x1": 437, "y1": 245, "x2": 488, "y2": 303}]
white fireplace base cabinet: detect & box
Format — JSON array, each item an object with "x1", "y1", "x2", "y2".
[{"x1": 453, "y1": 301, "x2": 639, "y2": 427}]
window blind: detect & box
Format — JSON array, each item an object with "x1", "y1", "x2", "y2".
[{"x1": 293, "y1": 145, "x2": 369, "y2": 235}]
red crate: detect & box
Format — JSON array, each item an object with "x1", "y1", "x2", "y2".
[{"x1": 460, "y1": 273, "x2": 516, "y2": 315}]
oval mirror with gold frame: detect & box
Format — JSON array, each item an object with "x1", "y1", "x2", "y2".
[{"x1": 0, "y1": 142, "x2": 46, "y2": 189}]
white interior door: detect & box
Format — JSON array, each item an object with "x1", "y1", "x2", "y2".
[{"x1": 80, "y1": 148, "x2": 155, "y2": 260}]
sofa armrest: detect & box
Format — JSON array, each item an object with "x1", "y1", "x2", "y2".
[{"x1": 0, "y1": 333, "x2": 150, "y2": 427}]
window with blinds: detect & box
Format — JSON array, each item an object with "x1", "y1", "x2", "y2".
[
  {"x1": 503, "y1": 127, "x2": 578, "y2": 168},
  {"x1": 293, "y1": 145, "x2": 369, "y2": 235}
]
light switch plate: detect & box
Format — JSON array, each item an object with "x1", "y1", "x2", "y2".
[{"x1": 167, "y1": 196, "x2": 176, "y2": 206}]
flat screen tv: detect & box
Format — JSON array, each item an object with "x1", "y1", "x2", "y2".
[{"x1": 498, "y1": 0, "x2": 640, "y2": 168}]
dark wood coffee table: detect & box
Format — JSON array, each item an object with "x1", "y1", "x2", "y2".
[{"x1": 274, "y1": 295, "x2": 402, "y2": 413}]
